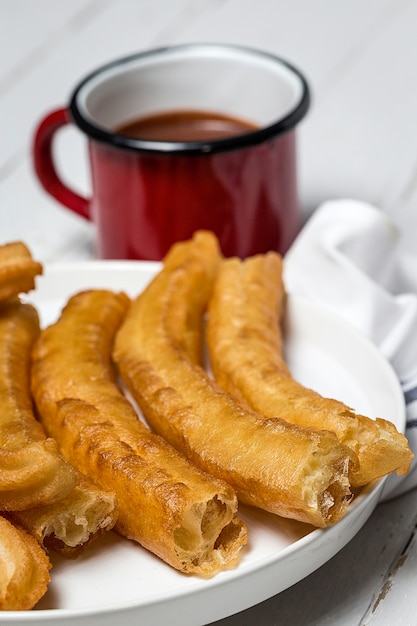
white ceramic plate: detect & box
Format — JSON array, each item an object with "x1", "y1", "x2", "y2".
[{"x1": 8, "y1": 261, "x2": 405, "y2": 626}]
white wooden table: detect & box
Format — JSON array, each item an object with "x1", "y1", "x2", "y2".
[{"x1": 1, "y1": 1, "x2": 417, "y2": 624}]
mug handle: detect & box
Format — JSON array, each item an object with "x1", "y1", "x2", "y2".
[{"x1": 33, "y1": 108, "x2": 90, "y2": 220}]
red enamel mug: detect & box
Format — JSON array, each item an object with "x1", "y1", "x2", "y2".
[{"x1": 33, "y1": 44, "x2": 310, "y2": 260}]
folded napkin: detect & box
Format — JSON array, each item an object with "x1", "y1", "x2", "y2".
[{"x1": 284, "y1": 199, "x2": 417, "y2": 499}]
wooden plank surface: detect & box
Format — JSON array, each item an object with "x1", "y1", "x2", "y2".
[{"x1": 213, "y1": 489, "x2": 417, "y2": 625}]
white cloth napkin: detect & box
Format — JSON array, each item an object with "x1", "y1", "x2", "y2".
[{"x1": 284, "y1": 199, "x2": 417, "y2": 499}]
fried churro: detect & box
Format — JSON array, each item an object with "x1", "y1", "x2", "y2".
[
  {"x1": 114, "y1": 231, "x2": 356, "y2": 528},
  {"x1": 206, "y1": 252, "x2": 413, "y2": 487},
  {"x1": 0, "y1": 298, "x2": 77, "y2": 511},
  {"x1": 0, "y1": 515, "x2": 51, "y2": 610},
  {"x1": 31, "y1": 288, "x2": 247, "y2": 575},
  {"x1": 0, "y1": 241, "x2": 42, "y2": 302}
]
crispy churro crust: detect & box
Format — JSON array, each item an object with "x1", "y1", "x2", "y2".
[
  {"x1": 0, "y1": 298, "x2": 77, "y2": 511},
  {"x1": 0, "y1": 515, "x2": 51, "y2": 610},
  {"x1": 114, "y1": 231, "x2": 356, "y2": 528},
  {"x1": 31, "y1": 288, "x2": 247, "y2": 575},
  {"x1": 206, "y1": 252, "x2": 413, "y2": 487},
  {"x1": 0, "y1": 248, "x2": 117, "y2": 557},
  {"x1": 0, "y1": 242, "x2": 43, "y2": 302}
]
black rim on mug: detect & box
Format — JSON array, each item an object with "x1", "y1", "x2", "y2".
[{"x1": 69, "y1": 43, "x2": 310, "y2": 155}]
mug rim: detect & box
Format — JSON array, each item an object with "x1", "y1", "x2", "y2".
[{"x1": 69, "y1": 43, "x2": 310, "y2": 155}]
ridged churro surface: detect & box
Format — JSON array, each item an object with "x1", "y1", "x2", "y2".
[
  {"x1": 206, "y1": 252, "x2": 413, "y2": 487},
  {"x1": 0, "y1": 299, "x2": 77, "y2": 511},
  {"x1": 31, "y1": 288, "x2": 247, "y2": 575},
  {"x1": 114, "y1": 231, "x2": 356, "y2": 528}
]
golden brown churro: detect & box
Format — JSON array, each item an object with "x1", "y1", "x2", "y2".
[
  {"x1": 31, "y1": 288, "x2": 247, "y2": 575},
  {"x1": 0, "y1": 298, "x2": 77, "y2": 511},
  {"x1": 114, "y1": 231, "x2": 356, "y2": 528},
  {"x1": 0, "y1": 244, "x2": 117, "y2": 571},
  {"x1": 0, "y1": 241, "x2": 43, "y2": 302},
  {"x1": 0, "y1": 515, "x2": 51, "y2": 610},
  {"x1": 206, "y1": 252, "x2": 413, "y2": 487}
]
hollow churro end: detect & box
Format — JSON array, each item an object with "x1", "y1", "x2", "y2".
[
  {"x1": 12, "y1": 477, "x2": 118, "y2": 558},
  {"x1": 299, "y1": 435, "x2": 356, "y2": 528},
  {"x1": 315, "y1": 467, "x2": 352, "y2": 527},
  {"x1": 349, "y1": 416, "x2": 414, "y2": 487},
  {"x1": 174, "y1": 495, "x2": 247, "y2": 576}
]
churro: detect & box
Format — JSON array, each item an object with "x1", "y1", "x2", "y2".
[
  {"x1": 0, "y1": 241, "x2": 42, "y2": 302},
  {"x1": 206, "y1": 252, "x2": 413, "y2": 487},
  {"x1": 0, "y1": 298, "x2": 77, "y2": 511},
  {"x1": 0, "y1": 515, "x2": 51, "y2": 610},
  {"x1": 114, "y1": 231, "x2": 356, "y2": 528},
  {"x1": 31, "y1": 288, "x2": 247, "y2": 575}
]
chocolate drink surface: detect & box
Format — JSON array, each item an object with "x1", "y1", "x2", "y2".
[{"x1": 115, "y1": 109, "x2": 258, "y2": 142}]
